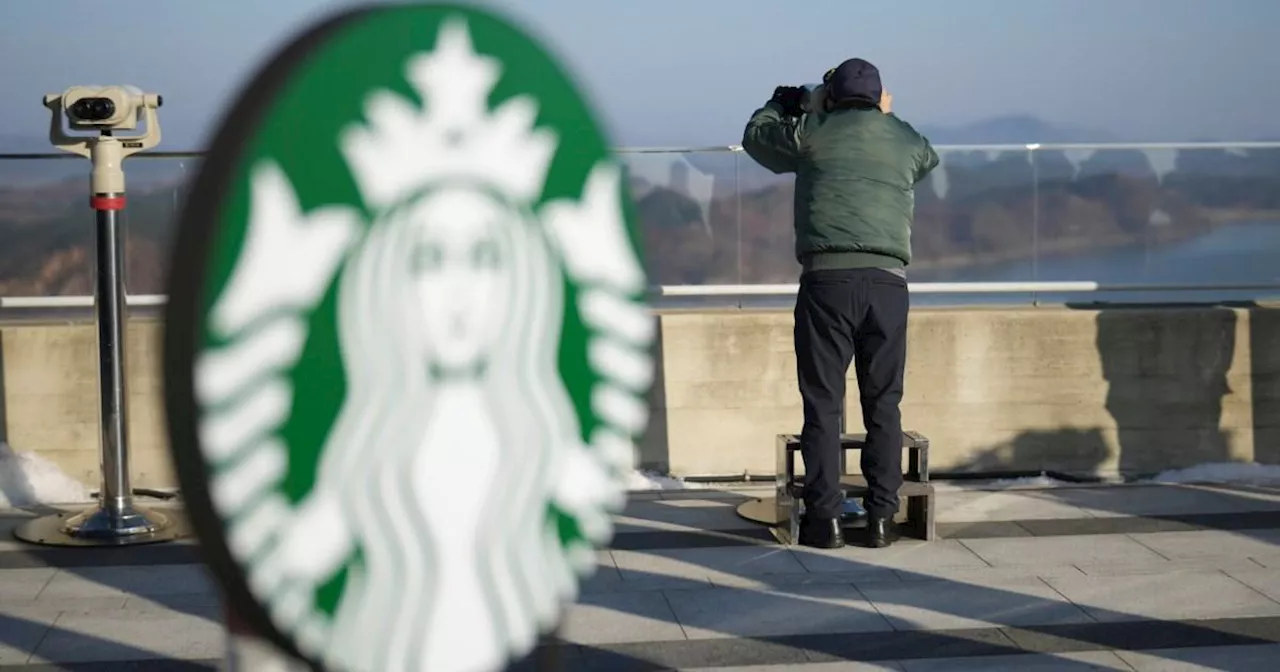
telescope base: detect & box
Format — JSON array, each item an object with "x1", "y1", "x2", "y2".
[
  {"x1": 737, "y1": 496, "x2": 870, "y2": 546},
  {"x1": 13, "y1": 504, "x2": 188, "y2": 547},
  {"x1": 736, "y1": 496, "x2": 869, "y2": 527},
  {"x1": 736, "y1": 497, "x2": 783, "y2": 526}
]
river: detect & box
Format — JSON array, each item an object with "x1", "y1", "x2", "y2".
[
  {"x1": 907, "y1": 219, "x2": 1280, "y2": 306},
  {"x1": 657, "y1": 220, "x2": 1280, "y2": 309}
]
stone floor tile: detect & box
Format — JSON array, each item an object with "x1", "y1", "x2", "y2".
[
  {"x1": 663, "y1": 584, "x2": 893, "y2": 639},
  {"x1": 1075, "y1": 557, "x2": 1267, "y2": 577},
  {"x1": 960, "y1": 535, "x2": 1167, "y2": 567},
  {"x1": 1220, "y1": 567, "x2": 1280, "y2": 604},
  {"x1": 898, "y1": 650, "x2": 1131, "y2": 671},
  {"x1": 711, "y1": 569, "x2": 897, "y2": 590},
  {"x1": 0, "y1": 567, "x2": 55, "y2": 600},
  {"x1": 792, "y1": 540, "x2": 990, "y2": 574},
  {"x1": 36, "y1": 565, "x2": 215, "y2": 600},
  {"x1": 1043, "y1": 572, "x2": 1280, "y2": 622},
  {"x1": 582, "y1": 572, "x2": 715, "y2": 594},
  {"x1": 894, "y1": 566, "x2": 1087, "y2": 584},
  {"x1": 1114, "y1": 643, "x2": 1280, "y2": 671},
  {"x1": 1129, "y1": 529, "x2": 1280, "y2": 561},
  {"x1": 2, "y1": 596, "x2": 127, "y2": 615},
  {"x1": 559, "y1": 590, "x2": 687, "y2": 644},
  {"x1": 1246, "y1": 554, "x2": 1280, "y2": 569},
  {"x1": 936, "y1": 491, "x2": 1097, "y2": 523},
  {"x1": 858, "y1": 577, "x2": 1094, "y2": 631},
  {"x1": 612, "y1": 546, "x2": 809, "y2": 584},
  {"x1": 30, "y1": 608, "x2": 223, "y2": 663},
  {"x1": 0, "y1": 606, "x2": 59, "y2": 665},
  {"x1": 615, "y1": 498, "x2": 760, "y2": 533},
  {"x1": 122, "y1": 593, "x2": 225, "y2": 614},
  {"x1": 682, "y1": 663, "x2": 904, "y2": 671},
  {"x1": 1031, "y1": 484, "x2": 1280, "y2": 518}
]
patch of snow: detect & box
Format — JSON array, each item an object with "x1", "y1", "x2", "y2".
[
  {"x1": 930, "y1": 474, "x2": 1078, "y2": 491},
  {"x1": 985, "y1": 474, "x2": 1074, "y2": 488},
  {"x1": 1148, "y1": 462, "x2": 1280, "y2": 486},
  {"x1": 626, "y1": 470, "x2": 707, "y2": 491},
  {"x1": 0, "y1": 441, "x2": 93, "y2": 508}
]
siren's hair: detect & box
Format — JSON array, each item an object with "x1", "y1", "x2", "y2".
[{"x1": 305, "y1": 187, "x2": 579, "y2": 671}]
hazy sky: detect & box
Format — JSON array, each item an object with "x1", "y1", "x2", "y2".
[{"x1": 2, "y1": 0, "x2": 1278, "y2": 149}]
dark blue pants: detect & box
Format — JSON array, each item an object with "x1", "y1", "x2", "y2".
[{"x1": 793, "y1": 268, "x2": 908, "y2": 521}]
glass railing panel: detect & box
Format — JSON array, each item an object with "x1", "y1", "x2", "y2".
[
  {"x1": 735, "y1": 152, "x2": 801, "y2": 286},
  {"x1": 900, "y1": 147, "x2": 1041, "y2": 306},
  {"x1": 1028, "y1": 145, "x2": 1280, "y2": 304},
  {"x1": 0, "y1": 153, "x2": 197, "y2": 298},
  {"x1": 0, "y1": 155, "x2": 95, "y2": 297},
  {"x1": 621, "y1": 149, "x2": 741, "y2": 286},
  {"x1": 4, "y1": 143, "x2": 1280, "y2": 307},
  {"x1": 120, "y1": 155, "x2": 199, "y2": 296}
]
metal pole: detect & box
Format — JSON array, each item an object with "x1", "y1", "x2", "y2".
[
  {"x1": 96, "y1": 203, "x2": 132, "y2": 522},
  {"x1": 54, "y1": 199, "x2": 166, "y2": 538}
]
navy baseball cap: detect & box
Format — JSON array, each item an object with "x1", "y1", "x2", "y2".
[{"x1": 824, "y1": 58, "x2": 882, "y2": 106}]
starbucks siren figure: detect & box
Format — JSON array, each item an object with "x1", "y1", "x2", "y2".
[
  {"x1": 315, "y1": 183, "x2": 581, "y2": 672},
  {"x1": 243, "y1": 21, "x2": 626, "y2": 672}
]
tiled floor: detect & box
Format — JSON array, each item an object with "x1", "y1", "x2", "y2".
[{"x1": 5, "y1": 483, "x2": 1280, "y2": 670}]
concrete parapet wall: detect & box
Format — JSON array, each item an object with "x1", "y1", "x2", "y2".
[
  {"x1": 0, "y1": 318, "x2": 174, "y2": 490},
  {"x1": 2, "y1": 304, "x2": 1279, "y2": 490},
  {"x1": 643, "y1": 304, "x2": 1280, "y2": 479}
]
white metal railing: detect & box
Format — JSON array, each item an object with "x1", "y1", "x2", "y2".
[
  {"x1": 4, "y1": 281, "x2": 1280, "y2": 311},
  {"x1": 654, "y1": 281, "x2": 1280, "y2": 297},
  {"x1": 0, "y1": 295, "x2": 168, "y2": 309},
  {"x1": 5, "y1": 141, "x2": 1280, "y2": 159}
]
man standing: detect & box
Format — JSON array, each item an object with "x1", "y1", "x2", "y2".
[{"x1": 741, "y1": 58, "x2": 938, "y2": 549}]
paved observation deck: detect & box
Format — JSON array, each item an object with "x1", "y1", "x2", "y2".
[{"x1": 5, "y1": 480, "x2": 1280, "y2": 670}]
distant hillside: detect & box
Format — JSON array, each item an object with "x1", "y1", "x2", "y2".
[
  {"x1": 0, "y1": 133, "x2": 55, "y2": 154},
  {"x1": 917, "y1": 114, "x2": 1119, "y2": 145},
  {"x1": 655, "y1": 116, "x2": 1126, "y2": 192}
]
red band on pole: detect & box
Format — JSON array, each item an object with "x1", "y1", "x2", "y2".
[{"x1": 91, "y1": 195, "x2": 126, "y2": 211}]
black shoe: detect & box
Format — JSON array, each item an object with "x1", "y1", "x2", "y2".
[
  {"x1": 798, "y1": 515, "x2": 845, "y2": 549},
  {"x1": 866, "y1": 517, "x2": 897, "y2": 549}
]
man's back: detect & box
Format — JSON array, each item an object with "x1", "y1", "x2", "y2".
[{"x1": 742, "y1": 101, "x2": 938, "y2": 272}]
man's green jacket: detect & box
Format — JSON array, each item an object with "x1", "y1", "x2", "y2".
[{"x1": 742, "y1": 100, "x2": 939, "y2": 272}]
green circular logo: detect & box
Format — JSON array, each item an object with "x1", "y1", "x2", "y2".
[{"x1": 162, "y1": 5, "x2": 653, "y2": 670}]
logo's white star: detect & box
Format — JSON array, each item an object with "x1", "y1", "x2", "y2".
[{"x1": 406, "y1": 20, "x2": 500, "y2": 135}]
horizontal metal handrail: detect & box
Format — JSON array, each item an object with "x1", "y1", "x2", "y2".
[
  {"x1": 657, "y1": 281, "x2": 1280, "y2": 296},
  {"x1": 5, "y1": 281, "x2": 1280, "y2": 310},
  {"x1": 4, "y1": 140, "x2": 1280, "y2": 161},
  {"x1": 0, "y1": 295, "x2": 168, "y2": 309}
]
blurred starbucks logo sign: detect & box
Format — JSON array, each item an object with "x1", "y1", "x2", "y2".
[{"x1": 163, "y1": 4, "x2": 653, "y2": 670}]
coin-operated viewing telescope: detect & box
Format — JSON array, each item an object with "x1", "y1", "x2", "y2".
[
  {"x1": 14, "y1": 86, "x2": 183, "y2": 548},
  {"x1": 43, "y1": 85, "x2": 163, "y2": 205},
  {"x1": 58, "y1": 85, "x2": 161, "y2": 130}
]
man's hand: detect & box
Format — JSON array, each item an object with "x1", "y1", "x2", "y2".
[
  {"x1": 879, "y1": 89, "x2": 893, "y2": 114},
  {"x1": 771, "y1": 86, "x2": 805, "y2": 117}
]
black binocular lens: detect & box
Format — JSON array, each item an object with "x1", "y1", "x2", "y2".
[{"x1": 69, "y1": 97, "x2": 116, "y2": 122}]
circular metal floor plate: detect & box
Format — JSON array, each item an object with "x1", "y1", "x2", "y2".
[{"x1": 13, "y1": 507, "x2": 191, "y2": 547}]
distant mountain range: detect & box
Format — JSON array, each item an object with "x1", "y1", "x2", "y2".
[{"x1": 0, "y1": 133, "x2": 55, "y2": 153}]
